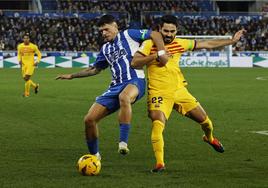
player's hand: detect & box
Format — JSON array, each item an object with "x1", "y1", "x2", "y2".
[
  {"x1": 55, "y1": 74, "x2": 73, "y2": 80},
  {"x1": 19, "y1": 61, "x2": 22, "y2": 66},
  {"x1": 158, "y1": 53, "x2": 169, "y2": 66},
  {"x1": 232, "y1": 29, "x2": 246, "y2": 43},
  {"x1": 34, "y1": 61, "x2": 38, "y2": 67}
]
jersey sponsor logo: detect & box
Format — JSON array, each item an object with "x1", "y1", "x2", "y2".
[{"x1": 106, "y1": 48, "x2": 128, "y2": 63}]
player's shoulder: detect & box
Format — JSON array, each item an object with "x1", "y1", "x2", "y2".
[
  {"x1": 124, "y1": 28, "x2": 145, "y2": 33},
  {"x1": 142, "y1": 39, "x2": 153, "y2": 45},
  {"x1": 139, "y1": 39, "x2": 153, "y2": 49},
  {"x1": 30, "y1": 42, "x2": 37, "y2": 47},
  {"x1": 174, "y1": 37, "x2": 191, "y2": 43},
  {"x1": 123, "y1": 29, "x2": 150, "y2": 38}
]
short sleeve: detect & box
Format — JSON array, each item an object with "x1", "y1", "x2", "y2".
[
  {"x1": 92, "y1": 47, "x2": 109, "y2": 70},
  {"x1": 183, "y1": 39, "x2": 196, "y2": 51},
  {"x1": 138, "y1": 40, "x2": 154, "y2": 56},
  {"x1": 127, "y1": 29, "x2": 152, "y2": 43}
]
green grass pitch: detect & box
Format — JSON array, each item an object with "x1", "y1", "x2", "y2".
[{"x1": 0, "y1": 68, "x2": 267, "y2": 188}]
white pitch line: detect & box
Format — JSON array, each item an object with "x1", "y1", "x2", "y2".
[
  {"x1": 256, "y1": 76, "x2": 268, "y2": 81},
  {"x1": 251, "y1": 130, "x2": 268, "y2": 136}
]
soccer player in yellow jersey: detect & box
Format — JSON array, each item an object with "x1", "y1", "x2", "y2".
[
  {"x1": 17, "y1": 33, "x2": 41, "y2": 97},
  {"x1": 131, "y1": 15, "x2": 245, "y2": 172}
]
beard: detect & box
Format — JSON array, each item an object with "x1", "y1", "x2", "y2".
[{"x1": 164, "y1": 36, "x2": 175, "y2": 44}]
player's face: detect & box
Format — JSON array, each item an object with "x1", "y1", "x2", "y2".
[
  {"x1": 99, "y1": 22, "x2": 119, "y2": 42},
  {"x1": 23, "y1": 36, "x2": 30, "y2": 45},
  {"x1": 160, "y1": 23, "x2": 177, "y2": 44}
]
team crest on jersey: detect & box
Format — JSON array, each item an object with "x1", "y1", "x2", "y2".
[{"x1": 154, "y1": 104, "x2": 160, "y2": 108}]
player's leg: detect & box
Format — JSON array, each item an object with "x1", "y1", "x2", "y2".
[
  {"x1": 23, "y1": 66, "x2": 38, "y2": 97},
  {"x1": 23, "y1": 74, "x2": 31, "y2": 97},
  {"x1": 117, "y1": 79, "x2": 145, "y2": 155},
  {"x1": 117, "y1": 84, "x2": 138, "y2": 154},
  {"x1": 84, "y1": 102, "x2": 110, "y2": 160},
  {"x1": 148, "y1": 94, "x2": 173, "y2": 172},
  {"x1": 174, "y1": 87, "x2": 224, "y2": 153},
  {"x1": 21, "y1": 65, "x2": 29, "y2": 97},
  {"x1": 149, "y1": 110, "x2": 166, "y2": 173},
  {"x1": 26, "y1": 66, "x2": 39, "y2": 94},
  {"x1": 185, "y1": 105, "x2": 212, "y2": 140},
  {"x1": 186, "y1": 105, "x2": 224, "y2": 153}
]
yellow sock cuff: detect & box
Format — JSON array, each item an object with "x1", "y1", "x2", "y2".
[
  {"x1": 200, "y1": 116, "x2": 214, "y2": 142},
  {"x1": 152, "y1": 120, "x2": 164, "y2": 128},
  {"x1": 200, "y1": 116, "x2": 210, "y2": 125}
]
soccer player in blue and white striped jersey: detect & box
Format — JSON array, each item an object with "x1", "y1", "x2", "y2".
[{"x1": 56, "y1": 15, "x2": 168, "y2": 160}]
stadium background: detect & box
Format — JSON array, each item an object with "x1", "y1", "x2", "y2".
[
  {"x1": 0, "y1": 1, "x2": 268, "y2": 188},
  {"x1": 0, "y1": 0, "x2": 268, "y2": 68}
]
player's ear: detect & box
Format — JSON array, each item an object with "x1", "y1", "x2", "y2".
[{"x1": 112, "y1": 22, "x2": 118, "y2": 29}]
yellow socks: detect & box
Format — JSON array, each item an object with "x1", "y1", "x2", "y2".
[
  {"x1": 151, "y1": 120, "x2": 165, "y2": 166},
  {"x1": 200, "y1": 116, "x2": 214, "y2": 142},
  {"x1": 24, "y1": 80, "x2": 31, "y2": 96},
  {"x1": 24, "y1": 80, "x2": 36, "y2": 96},
  {"x1": 29, "y1": 79, "x2": 37, "y2": 88}
]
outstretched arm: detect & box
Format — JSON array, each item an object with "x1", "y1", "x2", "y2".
[
  {"x1": 195, "y1": 29, "x2": 246, "y2": 50},
  {"x1": 55, "y1": 66, "x2": 101, "y2": 80},
  {"x1": 131, "y1": 52, "x2": 157, "y2": 69}
]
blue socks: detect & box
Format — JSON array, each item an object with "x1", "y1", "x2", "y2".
[
  {"x1": 86, "y1": 124, "x2": 130, "y2": 154},
  {"x1": 119, "y1": 123, "x2": 130, "y2": 143},
  {"x1": 86, "y1": 139, "x2": 99, "y2": 155}
]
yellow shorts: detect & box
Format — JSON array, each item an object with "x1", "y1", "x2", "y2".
[
  {"x1": 148, "y1": 87, "x2": 199, "y2": 120},
  {"x1": 21, "y1": 64, "x2": 35, "y2": 77}
]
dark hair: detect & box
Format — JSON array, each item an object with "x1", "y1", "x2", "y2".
[
  {"x1": 160, "y1": 15, "x2": 178, "y2": 28},
  {"x1": 23, "y1": 33, "x2": 30, "y2": 38},
  {"x1": 97, "y1": 14, "x2": 117, "y2": 27}
]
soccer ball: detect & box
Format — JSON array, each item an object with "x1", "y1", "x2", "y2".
[{"x1": 77, "y1": 154, "x2": 101, "y2": 176}]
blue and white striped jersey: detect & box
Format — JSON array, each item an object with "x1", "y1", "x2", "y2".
[{"x1": 93, "y1": 29, "x2": 151, "y2": 86}]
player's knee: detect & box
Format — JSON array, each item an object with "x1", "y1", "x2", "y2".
[
  {"x1": 199, "y1": 114, "x2": 209, "y2": 124},
  {"x1": 200, "y1": 116, "x2": 213, "y2": 127},
  {"x1": 119, "y1": 92, "x2": 131, "y2": 105},
  {"x1": 84, "y1": 115, "x2": 96, "y2": 127},
  {"x1": 149, "y1": 111, "x2": 165, "y2": 123},
  {"x1": 24, "y1": 76, "x2": 30, "y2": 81}
]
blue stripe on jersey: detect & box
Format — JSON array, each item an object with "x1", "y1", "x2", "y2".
[
  {"x1": 104, "y1": 43, "x2": 116, "y2": 81},
  {"x1": 120, "y1": 31, "x2": 137, "y2": 80},
  {"x1": 101, "y1": 29, "x2": 146, "y2": 86},
  {"x1": 118, "y1": 32, "x2": 131, "y2": 82}
]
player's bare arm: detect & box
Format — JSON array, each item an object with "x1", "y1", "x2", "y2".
[
  {"x1": 56, "y1": 66, "x2": 101, "y2": 80},
  {"x1": 131, "y1": 52, "x2": 157, "y2": 69},
  {"x1": 150, "y1": 31, "x2": 169, "y2": 66},
  {"x1": 195, "y1": 29, "x2": 246, "y2": 49}
]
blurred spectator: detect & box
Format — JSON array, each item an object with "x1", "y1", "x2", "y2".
[
  {"x1": 0, "y1": 40, "x2": 5, "y2": 50},
  {"x1": 56, "y1": 0, "x2": 200, "y2": 15},
  {"x1": 0, "y1": 0, "x2": 267, "y2": 52},
  {"x1": 0, "y1": 15, "x2": 105, "y2": 51},
  {"x1": 261, "y1": 3, "x2": 268, "y2": 17}
]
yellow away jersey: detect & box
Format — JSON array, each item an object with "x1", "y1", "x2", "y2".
[
  {"x1": 138, "y1": 38, "x2": 195, "y2": 96},
  {"x1": 17, "y1": 42, "x2": 41, "y2": 65}
]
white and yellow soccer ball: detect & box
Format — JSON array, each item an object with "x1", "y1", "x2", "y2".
[{"x1": 77, "y1": 154, "x2": 101, "y2": 176}]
